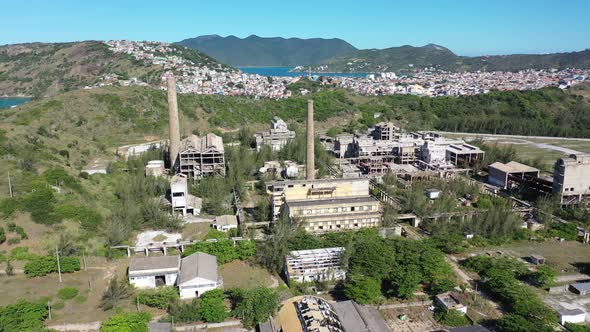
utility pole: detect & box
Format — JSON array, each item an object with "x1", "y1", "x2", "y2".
[
  {"x1": 7, "y1": 172, "x2": 13, "y2": 198},
  {"x1": 56, "y1": 245, "x2": 62, "y2": 283}
]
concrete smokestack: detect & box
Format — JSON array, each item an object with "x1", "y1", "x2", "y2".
[
  {"x1": 306, "y1": 99, "x2": 315, "y2": 180},
  {"x1": 167, "y1": 74, "x2": 181, "y2": 171}
]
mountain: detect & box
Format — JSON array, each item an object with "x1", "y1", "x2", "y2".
[
  {"x1": 176, "y1": 34, "x2": 357, "y2": 67},
  {"x1": 317, "y1": 44, "x2": 590, "y2": 72},
  {"x1": 0, "y1": 41, "x2": 226, "y2": 98}
]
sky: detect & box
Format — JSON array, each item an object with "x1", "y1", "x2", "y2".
[{"x1": 2, "y1": 0, "x2": 589, "y2": 56}]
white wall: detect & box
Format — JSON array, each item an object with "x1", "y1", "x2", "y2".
[
  {"x1": 179, "y1": 277, "x2": 220, "y2": 299},
  {"x1": 129, "y1": 275, "x2": 156, "y2": 289},
  {"x1": 561, "y1": 313, "x2": 586, "y2": 325}
]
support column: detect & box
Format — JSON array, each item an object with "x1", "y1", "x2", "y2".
[{"x1": 306, "y1": 99, "x2": 315, "y2": 180}]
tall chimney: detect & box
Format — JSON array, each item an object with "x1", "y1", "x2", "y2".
[
  {"x1": 167, "y1": 74, "x2": 181, "y2": 171},
  {"x1": 306, "y1": 99, "x2": 315, "y2": 180}
]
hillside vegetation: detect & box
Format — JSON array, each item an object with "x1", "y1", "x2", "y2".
[
  {"x1": 0, "y1": 41, "x2": 226, "y2": 98},
  {"x1": 1, "y1": 84, "x2": 589, "y2": 184},
  {"x1": 317, "y1": 44, "x2": 590, "y2": 72},
  {"x1": 177, "y1": 34, "x2": 357, "y2": 67}
]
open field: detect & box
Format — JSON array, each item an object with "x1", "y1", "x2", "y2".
[
  {"x1": 469, "y1": 240, "x2": 590, "y2": 273},
  {"x1": 380, "y1": 306, "x2": 443, "y2": 332},
  {"x1": 219, "y1": 260, "x2": 278, "y2": 289},
  {"x1": 444, "y1": 132, "x2": 590, "y2": 170},
  {"x1": 0, "y1": 256, "x2": 163, "y2": 325}
]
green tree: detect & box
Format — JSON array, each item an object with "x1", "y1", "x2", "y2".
[
  {"x1": 343, "y1": 275, "x2": 382, "y2": 304},
  {"x1": 100, "y1": 276, "x2": 131, "y2": 311},
  {"x1": 385, "y1": 264, "x2": 421, "y2": 299},
  {"x1": 530, "y1": 265, "x2": 557, "y2": 288},
  {"x1": 136, "y1": 287, "x2": 179, "y2": 309},
  {"x1": 229, "y1": 287, "x2": 280, "y2": 329},
  {"x1": 197, "y1": 289, "x2": 228, "y2": 323}
]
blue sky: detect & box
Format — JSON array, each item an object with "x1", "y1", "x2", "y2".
[{"x1": 2, "y1": 0, "x2": 589, "y2": 55}]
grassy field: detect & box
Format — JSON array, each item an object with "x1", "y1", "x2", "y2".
[
  {"x1": 469, "y1": 240, "x2": 590, "y2": 273},
  {"x1": 0, "y1": 256, "x2": 161, "y2": 325},
  {"x1": 445, "y1": 133, "x2": 590, "y2": 170},
  {"x1": 219, "y1": 260, "x2": 278, "y2": 289}
]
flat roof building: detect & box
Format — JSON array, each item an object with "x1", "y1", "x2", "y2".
[
  {"x1": 267, "y1": 178, "x2": 382, "y2": 233},
  {"x1": 170, "y1": 174, "x2": 202, "y2": 215},
  {"x1": 285, "y1": 247, "x2": 346, "y2": 283},
  {"x1": 211, "y1": 215, "x2": 238, "y2": 232},
  {"x1": 553, "y1": 153, "x2": 590, "y2": 205},
  {"x1": 488, "y1": 161, "x2": 540, "y2": 190},
  {"x1": 446, "y1": 143, "x2": 485, "y2": 167},
  {"x1": 434, "y1": 292, "x2": 467, "y2": 314}
]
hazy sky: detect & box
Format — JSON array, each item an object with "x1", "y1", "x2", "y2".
[{"x1": 2, "y1": 0, "x2": 589, "y2": 55}]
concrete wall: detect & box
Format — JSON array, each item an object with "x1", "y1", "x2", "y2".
[{"x1": 179, "y1": 277, "x2": 220, "y2": 299}]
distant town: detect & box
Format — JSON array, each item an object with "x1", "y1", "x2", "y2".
[{"x1": 103, "y1": 40, "x2": 589, "y2": 99}]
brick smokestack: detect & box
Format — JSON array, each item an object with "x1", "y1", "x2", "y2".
[
  {"x1": 306, "y1": 99, "x2": 315, "y2": 180},
  {"x1": 167, "y1": 74, "x2": 181, "y2": 171}
]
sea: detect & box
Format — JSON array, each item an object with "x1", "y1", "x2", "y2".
[
  {"x1": 237, "y1": 66, "x2": 369, "y2": 78},
  {"x1": 0, "y1": 97, "x2": 32, "y2": 109}
]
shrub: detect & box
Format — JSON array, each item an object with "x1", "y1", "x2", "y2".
[
  {"x1": 100, "y1": 311, "x2": 151, "y2": 332},
  {"x1": 434, "y1": 309, "x2": 469, "y2": 327},
  {"x1": 0, "y1": 227, "x2": 5, "y2": 244},
  {"x1": 24, "y1": 255, "x2": 80, "y2": 277},
  {"x1": 198, "y1": 289, "x2": 228, "y2": 323},
  {"x1": 57, "y1": 287, "x2": 79, "y2": 300},
  {"x1": 52, "y1": 301, "x2": 65, "y2": 310},
  {"x1": 10, "y1": 246, "x2": 36, "y2": 260},
  {"x1": 166, "y1": 299, "x2": 201, "y2": 323},
  {"x1": 136, "y1": 287, "x2": 179, "y2": 309},
  {"x1": 7, "y1": 238, "x2": 20, "y2": 245},
  {"x1": 74, "y1": 295, "x2": 87, "y2": 304},
  {"x1": 15, "y1": 226, "x2": 27, "y2": 239},
  {"x1": 0, "y1": 300, "x2": 48, "y2": 331}
]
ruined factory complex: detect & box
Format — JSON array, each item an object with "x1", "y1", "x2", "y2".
[{"x1": 107, "y1": 71, "x2": 590, "y2": 332}]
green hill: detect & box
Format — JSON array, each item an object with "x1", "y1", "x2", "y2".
[
  {"x1": 0, "y1": 41, "x2": 226, "y2": 98},
  {"x1": 177, "y1": 34, "x2": 357, "y2": 67},
  {"x1": 317, "y1": 44, "x2": 590, "y2": 72}
]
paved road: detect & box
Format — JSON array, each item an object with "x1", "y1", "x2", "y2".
[
  {"x1": 556, "y1": 273, "x2": 590, "y2": 283},
  {"x1": 437, "y1": 131, "x2": 590, "y2": 142}
]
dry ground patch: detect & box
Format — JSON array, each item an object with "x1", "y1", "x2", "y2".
[
  {"x1": 219, "y1": 260, "x2": 277, "y2": 289},
  {"x1": 0, "y1": 256, "x2": 162, "y2": 325}
]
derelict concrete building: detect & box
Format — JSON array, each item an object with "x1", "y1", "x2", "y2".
[
  {"x1": 254, "y1": 117, "x2": 295, "y2": 152},
  {"x1": 553, "y1": 153, "x2": 590, "y2": 205},
  {"x1": 179, "y1": 134, "x2": 226, "y2": 178}
]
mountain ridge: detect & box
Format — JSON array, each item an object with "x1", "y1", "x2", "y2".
[
  {"x1": 176, "y1": 35, "x2": 357, "y2": 67},
  {"x1": 318, "y1": 44, "x2": 590, "y2": 72}
]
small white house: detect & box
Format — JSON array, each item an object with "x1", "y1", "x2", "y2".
[
  {"x1": 212, "y1": 215, "x2": 238, "y2": 232},
  {"x1": 128, "y1": 255, "x2": 180, "y2": 289},
  {"x1": 559, "y1": 308, "x2": 586, "y2": 325},
  {"x1": 178, "y1": 252, "x2": 223, "y2": 299},
  {"x1": 435, "y1": 292, "x2": 467, "y2": 314}
]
